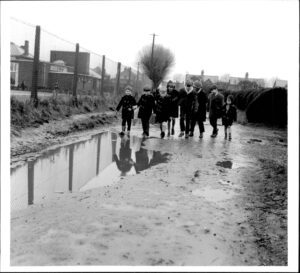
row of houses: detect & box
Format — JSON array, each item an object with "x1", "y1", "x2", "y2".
[
  {"x1": 185, "y1": 70, "x2": 287, "y2": 90},
  {"x1": 10, "y1": 40, "x2": 150, "y2": 96}
]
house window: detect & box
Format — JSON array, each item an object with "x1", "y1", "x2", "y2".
[{"x1": 10, "y1": 62, "x2": 19, "y2": 87}]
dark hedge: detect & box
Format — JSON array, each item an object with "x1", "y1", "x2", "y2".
[
  {"x1": 218, "y1": 87, "x2": 287, "y2": 126},
  {"x1": 246, "y1": 87, "x2": 287, "y2": 127}
]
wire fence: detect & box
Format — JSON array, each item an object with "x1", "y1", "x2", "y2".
[{"x1": 10, "y1": 17, "x2": 152, "y2": 104}]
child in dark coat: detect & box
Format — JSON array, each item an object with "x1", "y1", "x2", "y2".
[
  {"x1": 116, "y1": 85, "x2": 137, "y2": 135},
  {"x1": 166, "y1": 80, "x2": 179, "y2": 136},
  {"x1": 178, "y1": 79, "x2": 195, "y2": 138},
  {"x1": 155, "y1": 88, "x2": 171, "y2": 138},
  {"x1": 137, "y1": 85, "x2": 156, "y2": 137},
  {"x1": 208, "y1": 85, "x2": 224, "y2": 137},
  {"x1": 190, "y1": 80, "x2": 208, "y2": 138},
  {"x1": 222, "y1": 95, "x2": 237, "y2": 140}
]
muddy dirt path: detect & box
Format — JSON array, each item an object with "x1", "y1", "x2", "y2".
[{"x1": 10, "y1": 120, "x2": 287, "y2": 266}]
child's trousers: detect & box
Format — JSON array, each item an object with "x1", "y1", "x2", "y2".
[
  {"x1": 122, "y1": 117, "x2": 132, "y2": 131},
  {"x1": 191, "y1": 117, "x2": 205, "y2": 133},
  {"x1": 209, "y1": 116, "x2": 218, "y2": 134},
  {"x1": 141, "y1": 117, "x2": 150, "y2": 136}
]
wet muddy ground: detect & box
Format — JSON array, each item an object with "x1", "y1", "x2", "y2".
[{"x1": 10, "y1": 118, "x2": 287, "y2": 266}]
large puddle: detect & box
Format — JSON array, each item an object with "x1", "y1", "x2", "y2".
[{"x1": 11, "y1": 131, "x2": 170, "y2": 211}]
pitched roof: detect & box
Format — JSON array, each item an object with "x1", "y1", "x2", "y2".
[
  {"x1": 10, "y1": 42, "x2": 34, "y2": 59},
  {"x1": 89, "y1": 69, "x2": 101, "y2": 79}
]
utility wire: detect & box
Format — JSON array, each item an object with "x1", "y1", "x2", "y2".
[{"x1": 10, "y1": 17, "x2": 139, "y2": 70}]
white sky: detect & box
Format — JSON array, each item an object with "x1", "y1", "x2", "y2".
[{"x1": 4, "y1": 0, "x2": 298, "y2": 81}]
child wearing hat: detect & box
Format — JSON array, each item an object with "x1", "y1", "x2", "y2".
[
  {"x1": 221, "y1": 95, "x2": 237, "y2": 140},
  {"x1": 190, "y1": 80, "x2": 208, "y2": 138},
  {"x1": 208, "y1": 85, "x2": 224, "y2": 137},
  {"x1": 166, "y1": 80, "x2": 179, "y2": 136},
  {"x1": 137, "y1": 85, "x2": 156, "y2": 137},
  {"x1": 116, "y1": 85, "x2": 137, "y2": 136},
  {"x1": 155, "y1": 88, "x2": 171, "y2": 138},
  {"x1": 178, "y1": 79, "x2": 193, "y2": 138}
]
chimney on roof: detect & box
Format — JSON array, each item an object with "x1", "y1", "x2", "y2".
[
  {"x1": 245, "y1": 72, "x2": 249, "y2": 79},
  {"x1": 201, "y1": 70, "x2": 204, "y2": 76},
  {"x1": 24, "y1": 40, "x2": 29, "y2": 55}
]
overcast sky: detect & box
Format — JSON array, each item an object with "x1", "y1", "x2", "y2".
[{"x1": 4, "y1": 0, "x2": 299, "y2": 81}]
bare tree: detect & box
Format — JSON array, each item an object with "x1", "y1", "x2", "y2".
[{"x1": 138, "y1": 44, "x2": 175, "y2": 90}]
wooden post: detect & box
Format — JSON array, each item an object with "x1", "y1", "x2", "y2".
[
  {"x1": 28, "y1": 160, "x2": 34, "y2": 205},
  {"x1": 31, "y1": 25, "x2": 41, "y2": 105},
  {"x1": 68, "y1": 145, "x2": 74, "y2": 192},
  {"x1": 72, "y1": 43, "x2": 79, "y2": 100},
  {"x1": 115, "y1": 62, "x2": 121, "y2": 97},
  {"x1": 100, "y1": 55, "x2": 106, "y2": 97},
  {"x1": 96, "y1": 136, "x2": 101, "y2": 175}
]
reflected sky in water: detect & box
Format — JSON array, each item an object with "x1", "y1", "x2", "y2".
[{"x1": 11, "y1": 132, "x2": 170, "y2": 211}]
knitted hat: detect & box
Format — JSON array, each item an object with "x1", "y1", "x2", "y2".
[
  {"x1": 143, "y1": 85, "x2": 151, "y2": 92},
  {"x1": 167, "y1": 80, "x2": 174, "y2": 87},
  {"x1": 193, "y1": 80, "x2": 202, "y2": 89},
  {"x1": 210, "y1": 84, "x2": 218, "y2": 91}
]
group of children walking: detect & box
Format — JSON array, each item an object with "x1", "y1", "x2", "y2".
[{"x1": 116, "y1": 80, "x2": 237, "y2": 140}]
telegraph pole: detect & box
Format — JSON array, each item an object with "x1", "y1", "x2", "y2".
[
  {"x1": 150, "y1": 33, "x2": 158, "y2": 90},
  {"x1": 31, "y1": 25, "x2": 41, "y2": 106}
]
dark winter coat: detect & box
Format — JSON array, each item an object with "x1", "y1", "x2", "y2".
[
  {"x1": 178, "y1": 88, "x2": 188, "y2": 109},
  {"x1": 155, "y1": 94, "x2": 171, "y2": 123},
  {"x1": 222, "y1": 104, "x2": 237, "y2": 127},
  {"x1": 208, "y1": 92, "x2": 224, "y2": 118},
  {"x1": 167, "y1": 89, "x2": 179, "y2": 117},
  {"x1": 137, "y1": 93, "x2": 156, "y2": 120},
  {"x1": 116, "y1": 95, "x2": 137, "y2": 120},
  {"x1": 185, "y1": 90, "x2": 199, "y2": 116},
  {"x1": 194, "y1": 89, "x2": 208, "y2": 121},
  {"x1": 152, "y1": 89, "x2": 160, "y2": 101},
  {"x1": 178, "y1": 88, "x2": 198, "y2": 115}
]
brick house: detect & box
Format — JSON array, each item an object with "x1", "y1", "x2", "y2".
[
  {"x1": 11, "y1": 41, "x2": 50, "y2": 89},
  {"x1": 10, "y1": 41, "x2": 101, "y2": 93}
]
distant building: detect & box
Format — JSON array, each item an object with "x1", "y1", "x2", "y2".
[
  {"x1": 273, "y1": 79, "x2": 288, "y2": 88},
  {"x1": 229, "y1": 72, "x2": 265, "y2": 87},
  {"x1": 10, "y1": 40, "x2": 33, "y2": 60},
  {"x1": 186, "y1": 70, "x2": 219, "y2": 84},
  {"x1": 10, "y1": 41, "x2": 50, "y2": 88},
  {"x1": 184, "y1": 71, "x2": 267, "y2": 92},
  {"x1": 10, "y1": 41, "x2": 101, "y2": 93},
  {"x1": 50, "y1": 51, "x2": 90, "y2": 75}
]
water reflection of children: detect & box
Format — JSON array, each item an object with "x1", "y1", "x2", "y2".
[
  {"x1": 134, "y1": 146, "x2": 151, "y2": 173},
  {"x1": 133, "y1": 138, "x2": 169, "y2": 173},
  {"x1": 113, "y1": 136, "x2": 134, "y2": 176}
]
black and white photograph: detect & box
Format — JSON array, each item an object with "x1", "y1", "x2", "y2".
[{"x1": 1, "y1": 0, "x2": 299, "y2": 271}]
